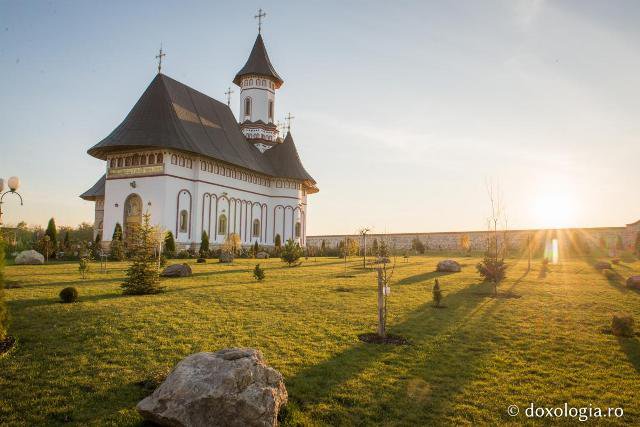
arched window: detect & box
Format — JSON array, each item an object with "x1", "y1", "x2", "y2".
[
  {"x1": 148, "y1": 154, "x2": 155, "y2": 164},
  {"x1": 295, "y1": 222, "x2": 301, "y2": 238},
  {"x1": 117, "y1": 157, "x2": 123, "y2": 167},
  {"x1": 179, "y1": 210, "x2": 189, "y2": 233},
  {"x1": 140, "y1": 155, "x2": 146, "y2": 166},
  {"x1": 252, "y1": 219, "x2": 261, "y2": 237},
  {"x1": 125, "y1": 156, "x2": 132, "y2": 166},
  {"x1": 110, "y1": 159, "x2": 116, "y2": 168},
  {"x1": 268, "y1": 100, "x2": 274, "y2": 122},
  {"x1": 171, "y1": 155, "x2": 177, "y2": 165},
  {"x1": 179, "y1": 157, "x2": 185, "y2": 167},
  {"x1": 132, "y1": 155, "x2": 140, "y2": 166},
  {"x1": 262, "y1": 79, "x2": 266, "y2": 86},
  {"x1": 244, "y1": 97, "x2": 251, "y2": 117},
  {"x1": 218, "y1": 214, "x2": 227, "y2": 235},
  {"x1": 156, "y1": 153, "x2": 163, "y2": 163}
]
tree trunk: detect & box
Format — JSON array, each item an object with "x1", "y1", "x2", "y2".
[{"x1": 377, "y1": 268, "x2": 385, "y2": 338}]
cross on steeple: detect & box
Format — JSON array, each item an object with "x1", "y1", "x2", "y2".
[
  {"x1": 155, "y1": 44, "x2": 166, "y2": 74},
  {"x1": 224, "y1": 87, "x2": 234, "y2": 106},
  {"x1": 255, "y1": 8, "x2": 266, "y2": 34},
  {"x1": 284, "y1": 112, "x2": 295, "y2": 133}
]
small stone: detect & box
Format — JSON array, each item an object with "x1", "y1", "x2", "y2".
[
  {"x1": 160, "y1": 263, "x2": 192, "y2": 277},
  {"x1": 219, "y1": 252, "x2": 234, "y2": 263},
  {"x1": 196, "y1": 258, "x2": 206, "y2": 263},
  {"x1": 626, "y1": 275, "x2": 640, "y2": 290},
  {"x1": 256, "y1": 252, "x2": 270, "y2": 259},
  {"x1": 436, "y1": 259, "x2": 461, "y2": 272}
]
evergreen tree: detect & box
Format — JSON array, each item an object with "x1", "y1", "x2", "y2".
[
  {"x1": 200, "y1": 231, "x2": 210, "y2": 257},
  {"x1": 121, "y1": 213, "x2": 164, "y2": 295},
  {"x1": 281, "y1": 239, "x2": 303, "y2": 267},
  {"x1": 45, "y1": 218, "x2": 58, "y2": 246},
  {"x1": 164, "y1": 231, "x2": 176, "y2": 255},
  {"x1": 92, "y1": 233, "x2": 102, "y2": 258},
  {"x1": 63, "y1": 231, "x2": 70, "y2": 250},
  {"x1": 274, "y1": 234, "x2": 282, "y2": 249},
  {"x1": 253, "y1": 241, "x2": 259, "y2": 257},
  {"x1": 253, "y1": 263, "x2": 265, "y2": 281},
  {"x1": 112, "y1": 223, "x2": 123, "y2": 241},
  {"x1": 110, "y1": 227, "x2": 126, "y2": 261},
  {"x1": 45, "y1": 218, "x2": 58, "y2": 257},
  {"x1": 320, "y1": 239, "x2": 326, "y2": 256},
  {"x1": 372, "y1": 238, "x2": 379, "y2": 255},
  {"x1": 0, "y1": 235, "x2": 8, "y2": 341}
]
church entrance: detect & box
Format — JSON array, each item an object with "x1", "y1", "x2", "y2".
[{"x1": 123, "y1": 194, "x2": 142, "y2": 241}]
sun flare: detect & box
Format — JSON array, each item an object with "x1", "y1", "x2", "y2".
[{"x1": 533, "y1": 193, "x2": 575, "y2": 229}]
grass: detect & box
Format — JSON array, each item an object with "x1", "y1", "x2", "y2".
[{"x1": 1, "y1": 255, "x2": 639, "y2": 425}]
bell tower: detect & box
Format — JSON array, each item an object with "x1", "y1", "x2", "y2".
[{"x1": 233, "y1": 12, "x2": 283, "y2": 151}]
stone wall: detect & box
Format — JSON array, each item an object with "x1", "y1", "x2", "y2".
[{"x1": 308, "y1": 222, "x2": 640, "y2": 255}]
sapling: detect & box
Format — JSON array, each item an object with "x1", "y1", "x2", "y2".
[{"x1": 253, "y1": 263, "x2": 265, "y2": 281}]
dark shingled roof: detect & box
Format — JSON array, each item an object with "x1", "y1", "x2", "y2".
[
  {"x1": 265, "y1": 132, "x2": 315, "y2": 183},
  {"x1": 233, "y1": 34, "x2": 283, "y2": 88},
  {"x1": 86, "y1": 74, "x2": 316, "y2": 186},
  {"x1": 80, "y1": 174, "x2": 105, "y2": 200}
]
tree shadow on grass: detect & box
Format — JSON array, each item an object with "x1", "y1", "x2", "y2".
[
  {"x1": 582, "y1": 257, "x2": 638, "y2": 295},
  {"x1": 396, "y1": 270, "x2": 455, "y2": 286},
  {"x1": 284, "y1": 278, "x2": 506, "y2": 424},
  {"x1": 8, "y1": 276, "x2": 125, "y2": 289},
  {"x1": 618, "y1": 336, "x2": 640, "y2": 373}
]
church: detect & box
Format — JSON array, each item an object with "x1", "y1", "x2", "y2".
[{"x1": 80, "y1": 26, "x2": 317, "y2": 250}]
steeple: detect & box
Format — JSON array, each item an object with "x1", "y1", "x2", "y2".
[{"x1": 234, "y1": 31, "x2": 283, "y2": 150}]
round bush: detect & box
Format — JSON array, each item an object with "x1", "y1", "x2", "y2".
[
  {"x1": 611, "y1": 313, "x2": 634, "y2": 337},
  {"x1": 59, "y1": 287, "x2": 78, "y2": 303}
]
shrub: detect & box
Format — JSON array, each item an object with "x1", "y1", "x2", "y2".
[
  {"x1": 164, "y1": 231, "x2": 176, "y2": 257},
  {"x1": 110, "y1": 228, "x2": 126, "y2": 261},
  {"x1": 121, "y1": 213, "x2": 164, "y2": 295},
  {"x1": 281, "y1": 239, "x2": 303, "y2": 267},
  {"x1": 112, "y1": 223, "x2": 124, "y2": 241},
  {"x1": 253, "y1": 241, "x2": 259, "y2": 258},
  {"x1": 0, "y1": 236, "x2": 8, "y2": 340},
  {"x1": 253, "y1": 263, "x2": 265, "y2": 281},
  {"x1": 45, "y1": 218, "x2": 58, "y2": 254},
  {"x1": 476, "y1": 253, "x2": 507, "y2": 295},
  {"x1": 274, "y1": 234, "x2": 282, "y2": 254},
  {"x1": 432, "y1": 278, "x2": 442, "y2": 307},
  {"x1": 411, "y1": 237, "x2": 425, "y2": 254},
  {"x1": 175, "y1": 250, "x2": 191, "y2": 259},
  {"x1": 59, "y1": 287, "x2": 78, "y2": 303},
  {"x1": 78, "y1": 257, "x2": 90, "y2": 279},
  {"x1": 222, "y1": 234, "x2": 241, "y2": 256},
  {"x1": 199, "y1": 231, "x2": 210, "y2": 258},
  {"x1": 611, "y1": 313, "x2": 634, "y2": 337}
]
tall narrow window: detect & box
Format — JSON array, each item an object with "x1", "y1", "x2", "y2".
[
  {"x1": 295, "y1": 222, "x2": 301, "y2": 238},
  {"x1": 244, "y1": 97, "x2": 252, "y2": 117},
  {"x1": 179, "y1": 210, "x2": 189, "y2": 233},
  {"x1": 252, "y1": 219, "x2": 261, "y2": 237},
  {"x1": 218, "y1": 214, "x2": 227, "y2": 235},
  {"x1": 268, "y1": 100, "x2": 274, "y2": 122}
]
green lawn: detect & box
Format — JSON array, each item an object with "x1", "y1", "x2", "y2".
[{"x1": 1, "y1": 255, "x2": 639, "y2": 425}]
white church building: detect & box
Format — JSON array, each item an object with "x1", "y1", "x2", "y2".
[{"x1": 81, "y1": 30, "x2": 317, "y2": 249}]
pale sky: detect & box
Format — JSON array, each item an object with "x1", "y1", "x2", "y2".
[{"x1": 1, "y1": 0, "x2": 638, "y2": 235}]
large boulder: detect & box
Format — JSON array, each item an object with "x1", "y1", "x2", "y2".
[
  {"x1": 256, "y1": 251, "x2": 270, "y2": 259},
  {"x1": 436, "y1": 259, "x2": 461, "y2": 272},
  {"x1": 626, "y1": 276, "x2": 640, "y2": 290},
  {"x1": 137, "y1": 348, "x2": 287, "y2": 427},
  {"x1": 161, "y1": 263, "x2": 192, "y2": 278},
  {"x1": 14, "y1": 250, "x2": 45, "y2": 265}
]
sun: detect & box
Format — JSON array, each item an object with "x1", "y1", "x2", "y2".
[{"x1": 533, "y1": 192, "x2": 575, "y2": 228}]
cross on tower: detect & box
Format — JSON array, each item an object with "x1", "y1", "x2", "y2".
[
  {"x1": 255, "y1": 8, "x2": 266, "y2": 33},
  {"x1": 155, "y1": 44, "x2": 166, "y2": 74},
  {"x1": 224, "y1": 87, "x2": 234, "y2": 106},
  {"x1": 284, "y1": 113, "x2": 295, "y2": 133}
]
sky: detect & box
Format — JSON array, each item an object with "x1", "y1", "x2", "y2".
[{"x1": 0, "y1": 0, "x2": 639, "y2": 235}]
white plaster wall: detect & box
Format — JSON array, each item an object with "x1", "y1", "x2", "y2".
[{"x1": 239, "y1": 77, "x2": 276, "y2": 124}]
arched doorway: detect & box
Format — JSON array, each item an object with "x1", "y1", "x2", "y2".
[{"x1": 123, "y1": 194, "x2": 142, "y2": 241}]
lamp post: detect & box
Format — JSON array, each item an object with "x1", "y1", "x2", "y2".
[{"x1": 0, "y1": 176, "x2": 23, "y2": 226}]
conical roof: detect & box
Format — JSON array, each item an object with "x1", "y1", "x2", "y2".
[
  {"x1": 265, "y1": 132, "x2": 317, "y2": 190},
  {"x1": 233, "y1": 33, "x2": 283, "y2": 88}
]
